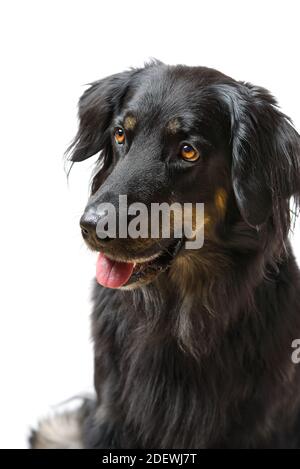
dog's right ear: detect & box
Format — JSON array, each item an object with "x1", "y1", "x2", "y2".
[{"x1": 68, "y1": 69, "x2": 138, "y2": 162}]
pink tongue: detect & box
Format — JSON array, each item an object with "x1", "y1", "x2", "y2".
[{"x1": 96, "y1": 252, "x2": 134, "y2": 288}]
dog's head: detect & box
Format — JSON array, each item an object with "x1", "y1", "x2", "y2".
[{"x1": 68, "y1": 61, "x2": 300, "y2": 289}]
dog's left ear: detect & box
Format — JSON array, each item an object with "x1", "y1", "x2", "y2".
[{"x1": 217, "y1": 83, "x2": 300, "y2": 227}]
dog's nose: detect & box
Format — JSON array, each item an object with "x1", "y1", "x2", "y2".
[
  {"x1": 80, "y1": 209, "x2": 112, "y2": 242},
  {"x1": 80, "y1": 211, "x2": 97, "y2": 236}
]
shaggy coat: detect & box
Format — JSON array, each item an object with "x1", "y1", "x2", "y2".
[{"x1": 31, "y1": 61, "x2": 300, "y2": 449}]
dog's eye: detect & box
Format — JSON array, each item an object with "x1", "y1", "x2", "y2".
[
  {"x1": 114, "y1": 127, "x2": 125, "y2": 145},
  {"x1": 180, "y1": 144, "x2": 199, "y2": 162}
]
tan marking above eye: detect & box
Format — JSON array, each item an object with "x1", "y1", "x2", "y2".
[
  {"x1": 180, "y1": 144, "x2": 199, "y2": 161},
  {"x1": 166, "y1": 118, "x2": 180, "y2": 134},
  {"x1": 114, "y1": 127, "x2": 125, "y2": 144},
  {"x1": 124, "y1": 115, "x2": 137, "y2": 131}
]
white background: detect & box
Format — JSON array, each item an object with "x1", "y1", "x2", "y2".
[{"x1": 0, "y1": 0, "x2": 299, "y2": 448}]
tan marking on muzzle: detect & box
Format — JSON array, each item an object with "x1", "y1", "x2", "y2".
[{"x1": 215, "y1": 189, "x2": 227, "y2": 216}]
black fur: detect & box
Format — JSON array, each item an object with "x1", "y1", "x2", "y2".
[{"x1": 48, "y1": 62, "x2": 300, "y2": 448}]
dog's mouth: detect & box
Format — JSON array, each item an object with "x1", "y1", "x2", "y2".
[{"x1": 96, "y1": 238, "x2": 184, "y2": 289}]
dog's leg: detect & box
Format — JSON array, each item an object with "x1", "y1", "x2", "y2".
[{"x1": 29, "y1": 398, "x2": 94, "y2": 449}]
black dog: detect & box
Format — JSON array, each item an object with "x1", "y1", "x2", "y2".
[{"x1": 31, "y1": 61, "x2": 300, "y2": 449}]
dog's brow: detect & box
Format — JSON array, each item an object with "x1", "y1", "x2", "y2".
[
  {"x1": 166, "y1": 118, "x2": 181, "y2": 134},
  {"x1": 124, "y1": 115, "x2": 137, "y2": 131}
]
